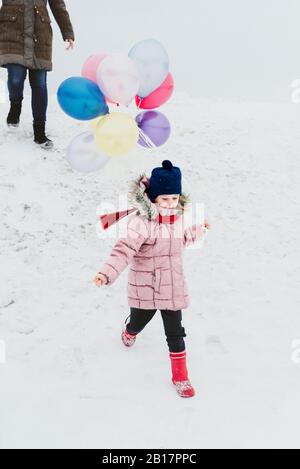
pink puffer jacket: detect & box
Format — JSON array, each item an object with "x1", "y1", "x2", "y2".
[{"x1": 99, "y1": 175, "x2": 207, "y2": 311}]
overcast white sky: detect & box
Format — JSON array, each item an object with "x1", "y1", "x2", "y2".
[{"x1": 1, "y1": 0, "x2": 300, "y2": 101}]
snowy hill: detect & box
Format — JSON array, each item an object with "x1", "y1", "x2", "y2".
[{"x1": 0, "y1": 93, "x2": 300, "y2": 449}]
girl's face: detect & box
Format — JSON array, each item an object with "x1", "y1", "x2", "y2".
[{"x1": 155, "y1": 194, "x2": 180, "y2": 209}]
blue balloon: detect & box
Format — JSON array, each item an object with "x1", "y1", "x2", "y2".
[
  {"x1": 129, "y1": 39, "x2": 169, "y2": 98},
  {"x1": 57, "y1": 77, "x2": 109, "y2": 121}
]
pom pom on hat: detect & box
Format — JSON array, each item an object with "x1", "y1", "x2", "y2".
[{"x1": 162, "y1": 160, "x2": 173, "y2": 170}]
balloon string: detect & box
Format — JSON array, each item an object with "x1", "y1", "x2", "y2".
[
  {"x1": 139, "y1": 128, "x2": 156, "y2": 149},
  {"x1": 136, "y1": 97, "x2": 149, "y2": 143},
  {"x1": 136, "y1": 97, "x2": 159, "y2": 156}
]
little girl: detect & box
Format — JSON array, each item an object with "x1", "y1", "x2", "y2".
[{"x1": 94, "y1": 160, "x2": 210, "y2": 398}]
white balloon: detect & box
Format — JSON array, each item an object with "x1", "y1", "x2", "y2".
[
  {"x1": 97, "y1": 55, "x2": 140, "y2": 106},
  {"x1": 129, "y1": 38, "x2": 169, "y2": 98},
  {"x1": 66, "y1": 131, "x2": 110, "y2": 173}
]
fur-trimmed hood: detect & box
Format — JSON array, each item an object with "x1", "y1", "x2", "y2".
[{"x1": 128, "y1": 173, "x2": 191, "y2": 221}]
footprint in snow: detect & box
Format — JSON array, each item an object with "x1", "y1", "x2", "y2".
[{"x1": 205, "y1": 335, "x2": 228, "y2": 354}]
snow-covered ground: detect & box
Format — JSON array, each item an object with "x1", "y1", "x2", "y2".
[{"x1": 0, "y1": 93, "x2": 300, "y2": 449}]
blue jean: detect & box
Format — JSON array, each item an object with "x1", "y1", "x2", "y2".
[{"x1": 6, "y1": 64, "x2": 48, "y2": 124}]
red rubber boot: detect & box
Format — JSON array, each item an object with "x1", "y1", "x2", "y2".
[
  {"x1": 170, "y1": 351, "x2": 195, "y2": 398},
  {"x1": 121, "y1": 329, "x2": 137, "y2": 347}
]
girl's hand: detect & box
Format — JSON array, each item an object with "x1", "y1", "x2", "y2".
[
  {"x1": 93, "y1": 273, "x2": 108, "y2": 287},
  {"x1": 203, "y1": 219, "x2": 211, "y2": 230},
  {"x1": 65, "y1": 39, "x2": 74, "y2": 51}
]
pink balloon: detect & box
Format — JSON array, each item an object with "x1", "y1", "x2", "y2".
[
  {"x1": 82, "y1": 54, "x2": 108, "y2": 84},
  {"x1": 135, "y1": 73, "x2": 174, "y2": 109}
]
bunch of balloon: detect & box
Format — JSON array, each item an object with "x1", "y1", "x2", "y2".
[{"x1": 57, "y1": 38, "x2": 174, "y2": 173}]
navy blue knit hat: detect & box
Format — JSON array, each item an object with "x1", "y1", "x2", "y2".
[{"x1": 148, "y1": 160, "x2": 182, "y2": 202}]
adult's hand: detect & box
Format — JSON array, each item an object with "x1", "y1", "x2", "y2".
[{"x1": 65, "y1": 39, "x2": 74, "y2": 51}]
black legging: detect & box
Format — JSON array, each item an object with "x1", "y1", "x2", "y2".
[{"x1": 126, "y1": 307, "x2": 186, "y2": 353}]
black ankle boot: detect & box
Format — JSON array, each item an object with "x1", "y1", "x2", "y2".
[
  {"x1": 33, "y1": 122, "x2": 53, "y2": 150},
  {"x1": 7, "y1": 101, "x2": 22, "y2": 127}
]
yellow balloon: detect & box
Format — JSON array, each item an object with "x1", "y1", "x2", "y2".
[
  {"x1": 89, "y1": 117, "x2": 102, "y2": 131},
  {"x1": 94, "y1": 112, "x2": 139, "y2": 157}
]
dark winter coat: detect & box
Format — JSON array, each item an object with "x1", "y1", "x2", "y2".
[{"x1": 0, "y1": 0, "x2": 74, "y2": 71}]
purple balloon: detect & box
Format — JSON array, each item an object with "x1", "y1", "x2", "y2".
[{"x1": 136, "y1": 111, "x2": 171, "y2": 148}]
